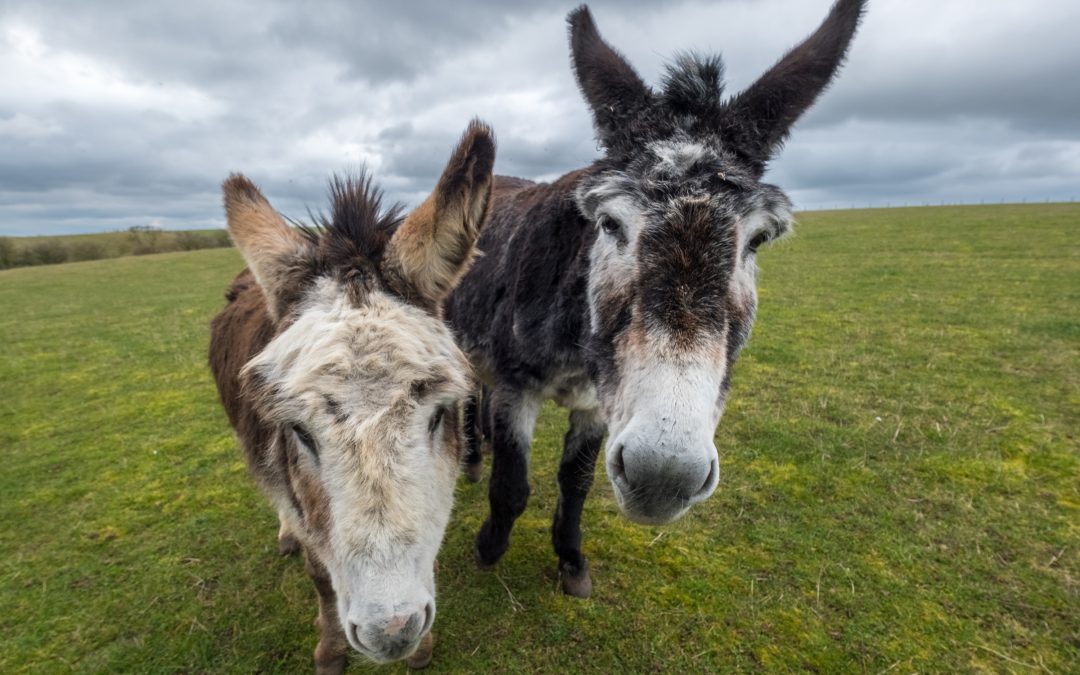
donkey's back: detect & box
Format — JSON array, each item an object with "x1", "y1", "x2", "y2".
[{"x1": 208, "y1": 268, "x2": 280, "y2": 479}]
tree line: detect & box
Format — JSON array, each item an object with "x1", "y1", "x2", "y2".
[{"x1": 0, "y1": 226, "x2": 232, "y2": 270}]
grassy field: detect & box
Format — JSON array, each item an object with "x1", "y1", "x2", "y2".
[{"x1": 2, "y1": 204, "x2": 1077, "y2": 673}]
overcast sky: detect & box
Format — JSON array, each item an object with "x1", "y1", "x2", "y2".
[{"x1": 1, "y1": 0, "x2": 1077, "y2": 236}]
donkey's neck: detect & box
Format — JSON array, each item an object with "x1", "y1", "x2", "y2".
[{"x1": 445, "y1": 167, "x2": 599, "y2": 391}]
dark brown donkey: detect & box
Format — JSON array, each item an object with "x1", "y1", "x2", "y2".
[
  {"x1": 210, "y1": 121, "x2": 495, "y2": 672},
  {"x1": 448, "y1": 0, "x2": 867, "y2": 597}
]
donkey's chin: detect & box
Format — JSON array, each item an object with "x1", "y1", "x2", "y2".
[
  {"x1": 610, "y1": 481, "x2": 692, "y2": 526},
  {"x1": 621, "y1": 501, "x2": 692, "y2": 526}
]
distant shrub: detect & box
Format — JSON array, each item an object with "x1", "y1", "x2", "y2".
[
  {"x1": 27, "y1": 239, "x2": 69, "y2": 265},
  {"x1": 0, "y1": 237, "x2": 14, "y2": 269},
  {"x1": 68, "y1": 240, "x2": 108, "y2": 262},
  {"x1": 176, "y1": 230, "x2": 232, "y2": 251},
  {"x1": 175, "y1": 231, "x2": 204, "y2": 251},
  {"x1": 210, "y1": 229, "x2": 232, "y2": 248},
  {"x1": 129, "y1": 225, "x2": 162, "y2": 255}
]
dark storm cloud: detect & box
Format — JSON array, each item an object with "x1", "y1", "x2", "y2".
[{"x1": 0, "y1": 0, "x2": 1077, "y2": 235}]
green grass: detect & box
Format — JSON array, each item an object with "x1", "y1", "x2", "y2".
[{"x1": 2, "y1": 204, "x2": 1077, "y2": 673}]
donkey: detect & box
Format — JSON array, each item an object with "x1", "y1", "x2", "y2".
[
  {"x1": 209, "y1": 121, "x2": 495, "y2": 671},
  {"x1": 447, "y1": 0, "x2": 866, "y2": 597}
]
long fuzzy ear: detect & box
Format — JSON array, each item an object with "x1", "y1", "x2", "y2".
[
  {"x1": 568, "y1": 5, "x2": 654, "y2": 151},
  {"x1": 384, "y1": 120, "x2": 496, "y2": 306},
  {"x1": 721, "y1": 0, "x2": 867, "y2": 173},
  {"x1": 222, "y1": 175, "x2": 311, "y2": 319}
]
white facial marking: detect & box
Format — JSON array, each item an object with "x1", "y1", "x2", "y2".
[
  {"x1": 649, "y1": 139, "x2": 708, "y2": 174},
  {"x1": 607, "y1": 329, "x2": 727, "y2": 441},
  {"x1": 596, "y1": 195, "x2": 645, "y2": 235},
  {"x1": 732, "y1": 205, "x2": 795, "y2": 317},
  {"x1": 244, "y1": 278, "x2": 470, "y2": 660},
  {"x1": 604, "y1": 330, "x2": 725, "y2": 523},
  {"x1": 586, "y1": 194, "x2": 646, "y2": 333}
]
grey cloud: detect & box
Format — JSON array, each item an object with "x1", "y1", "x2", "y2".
[{"x1": 0, "y1": 0, "x2": 1077, "y2": 236}]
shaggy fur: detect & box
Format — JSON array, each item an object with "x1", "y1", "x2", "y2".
[
  {"x1": 447, "y1": 1, "x2": 866, "y2": 597},
  {"x1": 210, "y1": 121, "x2": 495, "y2": 671}
]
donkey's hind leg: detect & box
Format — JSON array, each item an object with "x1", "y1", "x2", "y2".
[
  {"x1": 551, "y1": 408, "x2": 605, "y2": 598},
  {"x1": 305, "y1": 552, "x2": 348, "y2": 675},
  {"x1": 474, "y1": 386, "x2": 540, "y2": 568}
]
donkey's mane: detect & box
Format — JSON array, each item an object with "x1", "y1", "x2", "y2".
[
  {"x1": 660, "y1": 52, "x2": 725, "y2": 118},
  {"x1": 299, "y1": 170, "x2": 405, "y2": 269}
]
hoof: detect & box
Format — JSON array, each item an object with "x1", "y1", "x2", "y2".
[
  {"x1": 406, "y1": 632, "x2": 434, "y2": 669},
  {"x1": 474, "y1": 523, "x2": 507, "y2": 570},
  {"x1": 559, "y1": 561, "x2": 592, "y2": 599},
  {"x1": 278, "y1": 533, "x2": 301, "y2": 557},
  {"x1": 463, "y1": 460, "x2": 484, "y2": 483},
  {"x1": 473, "y1": 542, "x2": 496, "y2": 571}
]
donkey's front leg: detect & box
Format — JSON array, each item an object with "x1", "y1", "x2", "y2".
[
  {"x1": 305, "y1": 551, "x2": 348, "y2": 675},
  {"x1": 475, "y1": 386, "x2": 540, "y2": 567},
  {"x1": 552, "y1": 408, "x2": 605, "y2": 598}
]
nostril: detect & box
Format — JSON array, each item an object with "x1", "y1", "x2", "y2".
[
  {"x1": 609, "y1": 444, "x2": 626, "y2": 480},
  {"x1": 422, "y1": 601, "x2": 434, "y2": 634},
  {"x1": 350, "y1": 622, "x2": 368, "y2": 651},
  {"x1": 694, "y1": 457, "x2": 719, "y2": 498}
]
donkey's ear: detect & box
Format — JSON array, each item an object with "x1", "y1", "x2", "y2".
[
  {"x1": 721, "y1": 0, "x2": 866, "y2": 173},
  {"x1": 384, "y1": 120, "x2": 495, "y2": 305},
  {"x1": 222, "y1": 174, "x2": 311, "y2": 319},
  {"x1": 568, "y1": 5, "x2": 654, "y2": 150}
]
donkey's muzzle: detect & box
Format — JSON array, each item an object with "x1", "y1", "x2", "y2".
[
  {"x1": 606, "y1": 439, "x2": 719, "y2": 525},
  {"x1": 347, "y1": 600, "x2": 435, "y2": 663}
]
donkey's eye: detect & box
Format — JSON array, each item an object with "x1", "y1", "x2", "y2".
[
  {"x1": 428, "y1": 407, "x2": 446, "y2": 439},
  {"x1": 292, "y1": 425, "x2": 318, "y2": 457},
  {"x1": 747, "y1": 230, "x2": 772, "y2": 253},
  {"x1": 597, "y1": 214, "x2": 621, "y2": 237}
]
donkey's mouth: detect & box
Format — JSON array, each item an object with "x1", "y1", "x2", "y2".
[
  {"x1": 609, "y1": 454, "x2": 719, "y2": 525},
  {"x1": 617, "y1": 491, "x2": 691, "y2": 525},
  {"x1": 609, "y1": 476, "x2": 692, "y2": 525},
  {"x1": 347, "y1": 629, "x2": 427, "y2": 665}
]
